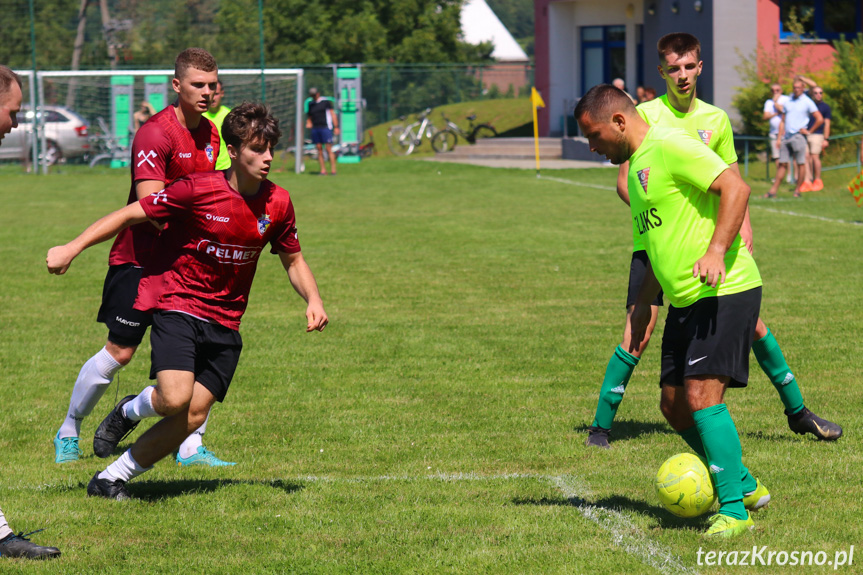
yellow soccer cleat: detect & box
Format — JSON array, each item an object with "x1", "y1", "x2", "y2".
[
  {"x1": 705, "y1": 512, "x2": 754, "y2": 538},
  {"x1": 743, "y1": 478, "x2": 771, "y2": 511}
]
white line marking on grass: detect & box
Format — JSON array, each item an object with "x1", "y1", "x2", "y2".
[
  {"x1": 539, "y1": 175, "x2": 863, "y2": 227},
  {"x1": 550, "y1": 476, "x2": 699, "y2": 575},
  {"x1": 751, "y1": 205, "x2": 863, "y2": 226},
  {"x1": 17, "y1": 471, "x2": 696, "y2": 573},
  {"x1": 538, "y1": 175, "x2": 616, "y2": 191}
]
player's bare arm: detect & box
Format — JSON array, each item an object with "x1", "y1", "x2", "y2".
[
  {"x1": 616, "y1": 161, "x2": 631, "y2": 205},
  {"x1": 694, "y1": 169, "x2": 751, "y2": 288},
  {"x1": 47, "y1": 203, "x2": 151, "y2": 275},
  {"x1": 629, "y1": 261, "x2": 662, "y2": 353},
  {"x1": 278, "y1": 250, "x2": 328, "y2": 332}
]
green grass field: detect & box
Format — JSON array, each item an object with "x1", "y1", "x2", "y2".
[{"x1": 0, "y1": 159, "x2": 861, "y2": 573}]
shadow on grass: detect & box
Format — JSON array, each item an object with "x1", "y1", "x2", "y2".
[
  {"x1": 45, "y1": 478, "x2": 304, "y2": 500},
  {"x1": 512, "y1": 492, "x2": 709, "y2": 530},
  {"x1": 740, "y1": 429, "x2": 806, "y2": 442},
  {"x1": 130, "y1": 478, "x2": 304, "y2": 501},
  {"x1": 573, "y1": 419, "x2": 674, "y2": 442}
]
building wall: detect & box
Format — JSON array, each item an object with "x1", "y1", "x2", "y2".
[
  {"x1": 756, "y1": 0, "x2": 837, "y2": 77},
  {"x1": 713, "y1": 0, "x2": 757, "y2": 127},
  {"x1": 536, "y1": 0, "x2": 644, "y2": 135}
]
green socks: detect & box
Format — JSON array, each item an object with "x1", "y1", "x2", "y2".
[
  {"x1": 679, "y1": 426, "x2": 757, "y2": 494},
  {"x1": 752, "y1": 328, "x2": 804, "y2": 415},
  {"x1": 591, "y1": 345, "x2": 639, "y2": 429},
  {"x1": 692, "y1": 404, "x2": 747, "y2": 520}
]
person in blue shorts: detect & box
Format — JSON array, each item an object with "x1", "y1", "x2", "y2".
[{"x1": 305, "y1": 87, "x2": 339, "y2": 175}]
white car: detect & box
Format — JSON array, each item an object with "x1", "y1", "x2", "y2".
[{"x1": 0, "y1": 106, "x2": 90, "y2": 165}]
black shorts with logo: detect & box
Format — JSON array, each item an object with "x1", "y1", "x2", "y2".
[
  {"x1": 626, "y1": 250, "x2": 664, "y2": 308},
  {"x1": 149, "y1": 311, "x2": 243, "y2": 403},
  {"x1": 660, "y1": 287, "x2": 762, "y2": 388},
  {"x1": 97, "y1": 264, "x2": 152, "y2": 346}
]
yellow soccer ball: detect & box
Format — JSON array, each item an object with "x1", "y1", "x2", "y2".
[{"x1": 655, "y1": 452, "x2": 717, "y2": 518}]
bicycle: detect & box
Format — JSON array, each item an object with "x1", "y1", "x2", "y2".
[
  {"x1": 387, "y1": 108, "x2": 438, "y2": 156},
  {"x1": 88, "y1": 117, "x2": 130, "y2": 168},
  {"x1": 431, "y1": 113, "x2": 498, "y2": 153}
]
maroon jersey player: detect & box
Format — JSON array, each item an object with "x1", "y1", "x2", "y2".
[
  {"x1": 47, "y1": 102, "x2": 328, "y2": 500},
  {"x1": 52, "y1": 48, "x2": 233, "y2": 468}
]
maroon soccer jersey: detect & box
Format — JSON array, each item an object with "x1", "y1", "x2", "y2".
[
  {"x1": 134, "y1": 172, "x2": 301, "y2": 330},
  {"x1": 108, "y1": 105, "x2": 220, "y2": 267}
]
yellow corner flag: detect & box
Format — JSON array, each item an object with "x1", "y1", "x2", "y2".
[{"x1": 531, "y1": 87, "x2": 545, "y2": 176}]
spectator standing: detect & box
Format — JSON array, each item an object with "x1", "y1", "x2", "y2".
[
  {"x1": 763, "y1": 84, "x2": 789, "y2": 178},
  {"x1": 797, "y1": 76, "x2": 831, "y2": 192},
  {"x1": 764, "y1": 78, "x2": 822, "y2": 198},
  {"x1": 132, "y1": 101, "x2": 155, "y2": 134},
  {"x1": 305, "y1": 87, "x2": 339, "y2": 176},
  {"x1": 612, "y1": 78, "x2": 638, "y2": 104}
]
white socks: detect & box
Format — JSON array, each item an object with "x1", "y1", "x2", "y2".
[
  {"x1": 122, "y1": 386, "x2": 159, "y2": 421},
  {"x1": 178, "y1": 412, "x2": 209, "y2": 459},
  {"x1": 99, "y1": 449, "x2": 151, "y2": 483},
  {"x1": 0, "y1": 507, "x2": 11, "y2": 540},
  {"x1": 58, "y1": 347, "x2": 122, "y2": 439}
]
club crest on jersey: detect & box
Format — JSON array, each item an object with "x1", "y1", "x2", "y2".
[
  {"x1": 637, "y1": 167, "x2": 650, "y2": 194},
  {"x1": 205, "y1": 144, "x2": 214, "y2": 163},
  {"x1": 697, "y1": 129, "x2": 713, "y2": 145},
  {"x1": 257, "y1": 214, "x2": 272, "y2": 236}
]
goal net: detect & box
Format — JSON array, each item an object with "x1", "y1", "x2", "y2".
[{"x1": 25, "y1": 68, "x2": 303, "y2": 174}]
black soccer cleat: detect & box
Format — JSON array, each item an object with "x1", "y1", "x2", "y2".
[
  {"x1": 93, "y1": 395, "x2": 140, "y2": 458},
  {"x1": 585, "y1": 426, "x2": 611, "y2": 449},
  {"x1": 87, "y1": 472, "x2": 131, "y2": 501},
  {"x1": 0, "y1": 530, "x2": 61, "y2": 560},
  {"x1": 787, "y1": 407, "x2": 843, "y2": 441}
]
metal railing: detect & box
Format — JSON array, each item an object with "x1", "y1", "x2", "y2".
[{"x1": 735, "y1": 131, "x2": 863, "y2": 180}]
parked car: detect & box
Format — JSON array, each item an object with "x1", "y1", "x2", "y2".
[{"x1": 0, "y1": 105, "x2": 90, "y2": 165}]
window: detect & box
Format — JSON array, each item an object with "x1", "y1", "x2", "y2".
[
  {"x1": 581, "y1": 26, "x2": 627, "y2": 95},
  {"x1": 779, "y1": 0, "x2": 861, "y2": 41}
]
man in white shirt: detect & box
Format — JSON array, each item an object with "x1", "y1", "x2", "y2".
[{"x1": 765, "y1": 78, "x2": 822, "y2": 198}]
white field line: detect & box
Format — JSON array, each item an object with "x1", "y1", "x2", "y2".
[
  {"x1": 539, "y1": 174, "x2": 863, "y2": 227},
  {"x1": 551, "y1": 475, "x2": 699, "y2": 575},
  {"x1": 18, "y1": 471, "x2": 696, "y2": 573},
  {"x1": 538, "y1": 174, "x2": 616, "y2": 191},
  {"x1": 751, "y1": 205, "x2": 863, "y2": 226}
]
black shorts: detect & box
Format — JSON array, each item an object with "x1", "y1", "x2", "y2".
[
  {"x1": 97, "y1": 264, "x2": 152, "y2": 347},
  {"x1": 660, "y1": 287, "x2": 762, "y2": 388},
  {"x1": 149, "y1": 311, "x2": 243, "y2": 402},
  {"x1": 626, "y1": 251, "x2": 664, "y2": 308}
]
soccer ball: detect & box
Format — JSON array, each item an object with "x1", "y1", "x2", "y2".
[{"x1": 655, "y1": 453, "x2": 717, "y2": 518}]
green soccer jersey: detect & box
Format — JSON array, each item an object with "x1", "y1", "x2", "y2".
[
  {"x1": 627, "y1": 126, "x2": 761, "y2": 308},
  {"x1": 203, "y1": 105, "x2": 231, "y2": 170},
  {"x1": 632, "y1": 95, "x2": 738, "y2": 251}
]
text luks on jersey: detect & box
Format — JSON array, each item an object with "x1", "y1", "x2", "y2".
[{"x1": 634, "y1": 208, "x2": 663, "y2": 236}]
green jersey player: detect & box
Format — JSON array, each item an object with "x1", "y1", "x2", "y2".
[
  {"x1": 576, "y1": 83, "x2": 763, "y2": 537},
  {"x1": 585, "y1": 32, "x2": 841, "y2": 450}
]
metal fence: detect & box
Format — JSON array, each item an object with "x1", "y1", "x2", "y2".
[{"x1": 736, "y1": 131, "x2": 863, "y2": 180}]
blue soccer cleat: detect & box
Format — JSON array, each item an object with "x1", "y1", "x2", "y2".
[
  {"x1": 176, "y1": 446, "x2": 236, "y2": 467},
  {"x1": 53, "y1": 433, "x2": 81, "y2": 464}
]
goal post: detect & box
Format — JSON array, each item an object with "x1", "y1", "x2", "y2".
[{"x1": 32, "y1": 68, "x2": 304, "y2": 174}]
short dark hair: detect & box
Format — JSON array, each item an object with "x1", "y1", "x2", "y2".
[
  {"x1": 657, "y1": 32, "x2": 701, "y2": 62},
  {"x1": 222, "y1": 101, "x2": 281, "y2": 150},
  {"x1": 574, "y1": 84, "x2": 636, "y2": 122},
  {"x1": 174, "y1": 48, "x2": 217, "y2": 79},
  {"x1": 0, "y1": 65, "x2": 22, "y2": 98}
]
